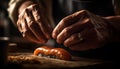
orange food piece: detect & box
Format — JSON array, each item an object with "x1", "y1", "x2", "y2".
[{"x1": 33, "y1": 46, "x2": 72, "y2": 60}]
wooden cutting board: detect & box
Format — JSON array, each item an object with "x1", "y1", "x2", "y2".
[{"x1": 7, "y1": 53, "x2": 110, "y2": 69}]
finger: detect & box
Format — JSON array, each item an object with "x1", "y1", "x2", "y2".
[
  {"x1": 19, "y1": 17, "x2": 41, "y2": 43},
  {"x1": 18, "y1": 9, "x2": 26, "y2": 19},
  {"x1": 23, "y1": 31, "x2": 42, "y2": 43},
  {"x1": 52, "y1": 10, "x2": 88, "y2": 39},
  {"x1": 17, "y1": 19, "x2": 41, "y2": 43},
  {"x1": 63, "y1": 27, "x2": 91, "y2": 47},
  {"x1": 56, "y1": 18, "x2": 93, "y2": 44},
  {"x1": 69, "y1": 29, "x2": 102, "y2": 51},
  {"x1": 17, "y1": 9, "x2": 26, "y2": 33},
  {"x1": 17, "y1": 19, "x2": 23, "y2": 33},
  {"x1": 32, "y1": 5, "x2": 52, "y2": 39},
  {"x1": 17, "y1": 8, "x2": 42, "y2": 43},
  {"x1": 23, "y1": 31, "x2": 43, "y2": 43},
  {"x1": 25, "y1": 9, "x2": 47, "y2": 43}
]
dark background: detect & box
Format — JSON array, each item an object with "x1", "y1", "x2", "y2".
[{"x1": 0, "y1": 0, "x2": 21, "y2": 37}]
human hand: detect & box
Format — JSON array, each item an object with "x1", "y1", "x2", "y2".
[
  {"x1": 52, "y1": 10, "x2": 110, "y2": 51},
  {"x1": 17, "y1": 4, "x2": 53, "y2": 44}
]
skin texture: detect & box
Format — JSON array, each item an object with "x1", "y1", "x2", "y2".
[
  {"x1": 52, "y1": 10, "x2": 111, "y2": 51},
  {"x1": 34, "y1": 46, "x2": 72, "y2": 60},
  {"x1": 17, "y1": 1, "x2": 120, "y2": 52},
  {"x1": 17, "y1": 1, "x2": 53, "y2": 44}
]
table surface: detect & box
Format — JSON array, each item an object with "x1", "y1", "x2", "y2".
[
  {"x1": 5, "y1": 37, "x2": 115, "y2": 69},
  {"x1": 6, "y1": 52, "x2": 113, "y2": 69}
]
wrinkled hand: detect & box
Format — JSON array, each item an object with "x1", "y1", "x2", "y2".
[
  {"x1": 17, "y1": 4, "x2": 53, "y2": 44},
  {"x1": 52, "y1": 10, "x2": 110, "y2": 51}
]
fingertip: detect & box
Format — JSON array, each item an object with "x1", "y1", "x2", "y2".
[
  {"x1": 63, "y1": 41, "x2": 69, "y2": 47},
  {"x1": 56, "y1": 37, "x2": 62, "y2": 44},
  {"x1": 52, "y1": 31, "x2": 56, "y2": 39}
]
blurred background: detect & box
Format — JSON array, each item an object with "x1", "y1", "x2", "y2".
[{"x1": 0, "y1": 0, "x2": 22, "y2": 37}]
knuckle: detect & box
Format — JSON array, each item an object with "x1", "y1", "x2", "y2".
[
  {"x1": 19, "y1": 11, "x2": 25, "y2": 18},
  {"x1": 28, "y1": 4, "x2": 36, "y2": 9},
  {"x1": 22, "y1": 30, "x2": 29, "y2": 38},
  {"x1": 60, "y1": 16, "x2": 69, "y2": 24},
  {"x1": 28, "y1": 21, "x2": 34, "y2": 27},
  {"x1": 82, "y1": 18, "x2": 90, "y2": 23},
  {"x1": 63, "y1": 28, "x2": 69, "y2": 33},
  {"x1": 27, "y1": 4, "x2": 39, "y2": 12},
  {"x1": 77, "y1": 10, "x2": 88, "y2": 16},
  {"x1": 80, "y1": 10, "x2": 87, "y2": 14},
  {"x1": 16, "y1": 21, "x2": 20, "y2": 26},
  {"x1": 81, "y1": 10, "x2": 86, "y2": 13},
  {"x1": 32, "y1": 4, "x2": 38, "y2": 8},
  {"x1": 59, "y1": 16, "x2": 72, "y2": 26},
  {"x1": 63, "y1": 27, "x2": 71, "y2": 33},
  {"x1": 60, "y1": 18, "x2": 66, "y2": 24},
  {"x1": 36, "y1": 17, "x2": 41, "y2": 22}
]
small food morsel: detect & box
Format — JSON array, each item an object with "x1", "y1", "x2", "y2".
[{"x1": 33, "y1": 46, "x2": 72, "y2": 60}]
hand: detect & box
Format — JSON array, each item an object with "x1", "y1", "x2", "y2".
[
  {"x1": 52, "y1": 10, "x2": 110, "y2": 51},
  {"x1": 17, "y1": 4, "x2": 53, "y2": 44}
]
